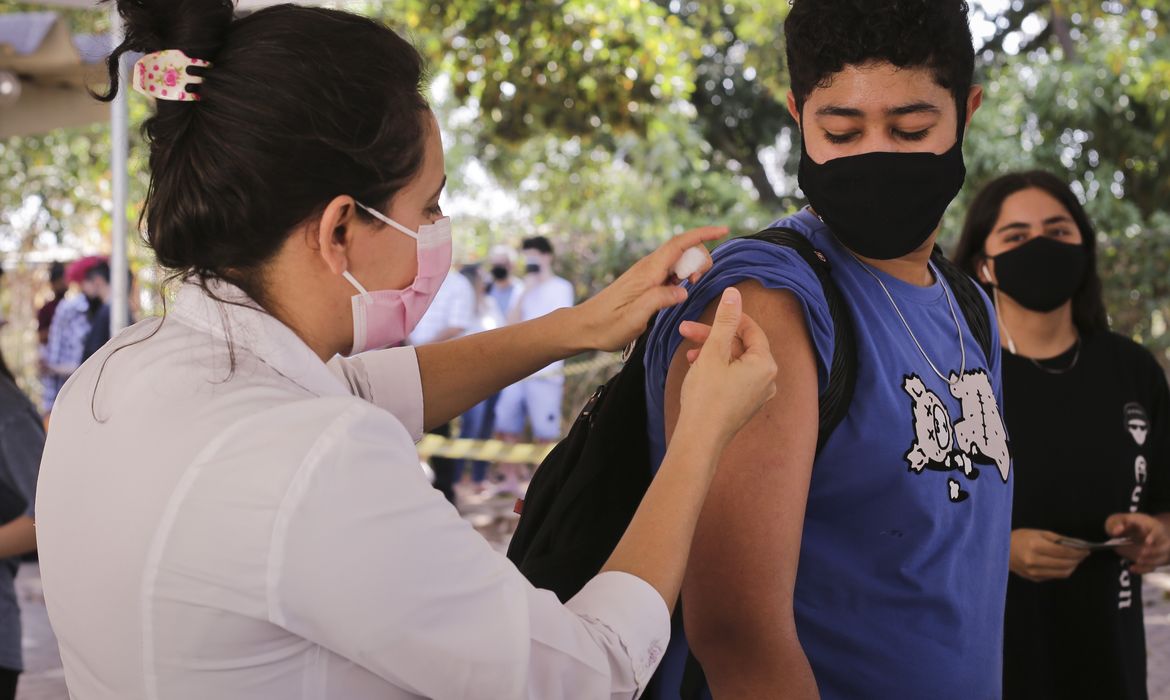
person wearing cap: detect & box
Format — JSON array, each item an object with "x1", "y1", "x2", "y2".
[{"x1": 41, "y1": 255, "x2": 107, "y2": 415}]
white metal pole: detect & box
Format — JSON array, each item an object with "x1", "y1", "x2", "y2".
[{"x1": 110, "y1": 7, "x2": 130, "y2": 333}]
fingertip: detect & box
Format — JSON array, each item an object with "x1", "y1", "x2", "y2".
[{"x1": 721, "y1": 287, "x2": 741, "y2": 306}]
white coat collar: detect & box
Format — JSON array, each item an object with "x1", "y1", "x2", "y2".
[{"x1": 170, "y1": 278, "x2": 350, "y2": 399}]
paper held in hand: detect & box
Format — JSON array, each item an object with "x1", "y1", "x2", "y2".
[{"x1": 1056, "y1": 536, "x2": 1134, "y2": 551}]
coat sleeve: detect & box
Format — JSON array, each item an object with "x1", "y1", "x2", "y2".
[
  {"x1": 327, "y1": 347, "x2": 424, "y2": 442},
  {"x1": 268, "y1": 405, "x2": 670, "y2": 699}
]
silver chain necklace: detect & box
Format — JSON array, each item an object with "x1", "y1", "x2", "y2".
[
  {"x1": 1028, "y1": 335, "x2": 1081, "y2": 374},
  {"x1": 853, "y1": 257, "x2": 967, "y2": 385},
  {"x1": 995, "y1": 289, "x2": 1081, "y2": 374}
]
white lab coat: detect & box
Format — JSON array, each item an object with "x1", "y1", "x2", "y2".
[{"x1": 35, "y1": 280, "x2": 668, "y2": 700}]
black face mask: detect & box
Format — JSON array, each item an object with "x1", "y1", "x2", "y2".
[
  {"x1": 990, "y1": 236, "x2": 1087, "y2": 312},
  {"x1": 490, "y1": 265, "x2": 509, "y2": 281},
  {"x1": 525, "y1": 263, "x2": 542, "y2": 275},
  {"x1": 797, "y1": 121, "x2": 967, "y2": 260}
]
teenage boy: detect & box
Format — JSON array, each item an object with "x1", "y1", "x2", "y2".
[{"x1": 645, "y1": 1, "x2": 1012, "y2": 697}]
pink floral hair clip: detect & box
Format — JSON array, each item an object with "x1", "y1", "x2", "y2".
[{"x1": 132, "y1": 50, "x2": 211, "y2": 102}]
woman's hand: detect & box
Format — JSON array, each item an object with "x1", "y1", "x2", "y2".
[
  {"x1": 675, "y1": 288, "x2": 777, "y2": 451},
  {"x1": 572, "y1": 227, "x2": 725, "y2": 352},
  {"x1": 1009, "y1": 529, "x2": 1090, "y2": 582},
  {"x1": 1106, "y1": 512, "x2": 1170, "y2": 574}
]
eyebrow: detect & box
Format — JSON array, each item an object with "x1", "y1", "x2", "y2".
[
  {"x1": 814, "y1": 102, "x2": 943, "y2": 118},
  {"x1": 431, "y1": 176, "x2": 447, "y2": 201},
  {"x1": 994, "y1": 215, "x2": 1074, "y2": 234}
]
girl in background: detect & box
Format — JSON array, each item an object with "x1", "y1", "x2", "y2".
[{"x1": 955, "y1": 170, "x2": 1170, "y2": 700}]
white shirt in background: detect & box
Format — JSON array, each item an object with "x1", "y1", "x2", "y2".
[
  {"x1": 513, "y1": 275, "x2": 575, "y2": 379},
  {"x1": 408, "y1": 269, "x2": 476, "y2": 346},
  {"x1": 34, "y1": 279, "x2": 669, "y2": 700}
]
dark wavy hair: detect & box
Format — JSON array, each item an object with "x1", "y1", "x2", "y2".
[
  {"x1": 954, "y1": 170, "x2": 1110, "y2": 336},
  {"x1": 0, "y1": 350, "x2": 13, "y2": 385},
  {"x1": 784, "y1": 0, "x2": 975, "y2": 116},
  {"x1": 99, "y1": 0, "x2": 430, "y2": 307}
]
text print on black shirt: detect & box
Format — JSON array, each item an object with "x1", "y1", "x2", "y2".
[{"x1": 1119, "y1": 401, "x2": 1151, "y2": 610}]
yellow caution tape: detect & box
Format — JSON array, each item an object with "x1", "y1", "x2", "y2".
[
  {"x1": 533, "y1": 353, "x2": 622, "y2": 381},
  {"x1": 415, "y1": 354, "x2": 622, "y2": 464},
  {"x1": 559, "y1": 353, "x2": 623, "y2": 377},
  {"x1": 416, "y1": 434, "x2": 557, "y2": 465}
]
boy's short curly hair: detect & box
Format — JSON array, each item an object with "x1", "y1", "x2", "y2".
[{"x1": 784, "y1": 0, "x2": 975, "y2": 115}]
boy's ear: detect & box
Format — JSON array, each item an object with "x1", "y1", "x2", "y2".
[
  {"x1": 965, "y1": 85, "x2": 984, "y2": 129},
  {"x1": 786, "y1": 91, "x2": 801, "y2": 125}
]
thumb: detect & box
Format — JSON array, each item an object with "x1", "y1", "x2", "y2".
[
  {"x1": 706, "y1": 287, "x2": 743, "y2": 364},
  {"x1": 1105, "y1": 514, "x2": 1131, "y2": 537}
]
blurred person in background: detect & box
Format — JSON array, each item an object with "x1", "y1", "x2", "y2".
[
  {"x1": 80, "y1": 261, "x2": 135, "y2": 364},
  {"x1": 80, "y1": 261, "x2": 114, "y2": 363},
  {"x1": 486, "y1": 243, "x2": 523, "y2": 323},
  {"x1": 0, "y1": 346, "x2": 47, "y2": 699},
  {"x1": 455, "y1": 262, "x2": 499, "y2": 496},
  {"x1": 41, "y1": 255, "x2": 107, "y2": 416},
  {"x1": 409, "y1": 266, "x2": 476, "y2": 502},
  {"x1": 494, "y1": 236, "x2": 575, "y2": 495},
  {"x1": 37, "y1": 262, "x2": 69, "y2": 409},
  {"x1": 955, "y1": 170, "x2": 1170, "y2": 700},
  {"x1": 36, "y1": 262, "x2": 68, "y2": 346}
]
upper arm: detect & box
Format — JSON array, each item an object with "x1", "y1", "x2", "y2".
[
  {"x1": 664, "y1": 281, "x2": 819, "y2": 673},
  {"x1": 273, "y1": 407, "x2": 530, "y2": 696},
  {"x1": 0, "y1": 410, "x2": 46, "y2": 517},
  {"x1": 327, "y1": 348, "x2": 425, "y2": 441},
  {"x1": 274, "y1": 408, "x2": 663, "y2": 698}
]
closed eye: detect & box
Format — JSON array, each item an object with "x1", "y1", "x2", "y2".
[
  {"x1": 894, "y1": 128, "x2": 931, "y2": 142},
  {"x1": 824, "y1": 131, "x2": 859, "y2": 144}
]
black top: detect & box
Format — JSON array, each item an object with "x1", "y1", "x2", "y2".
[
  {"x1": 1002, "y1": 331, "x2": 1170, "y2": 700},
  {"x1": 81, "y1": 303, "x2": 111, "y2": 364}
]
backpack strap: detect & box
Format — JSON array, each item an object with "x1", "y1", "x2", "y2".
[
  {"x1": 743, "y1": 228, "x2": 858, "y2": 454},
  {"x1": 930, "y1": 249, "x2": 994, "y2": 364}
]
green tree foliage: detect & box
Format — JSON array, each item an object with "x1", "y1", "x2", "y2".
[
  {"x1": 1, "y1": 0, "x2": 1166, "y2": 388},
  {"x1": 958, "y1": 0, "x2": 1170, "y2": 364}
]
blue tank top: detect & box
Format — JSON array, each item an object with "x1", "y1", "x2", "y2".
[{"x1": 644, "y1": 209, "x2": 1013, "y2": 700}]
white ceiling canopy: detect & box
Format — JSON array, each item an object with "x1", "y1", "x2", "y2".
[
  {"x1": 0, "y1": 11, "x2": 109, "y2": 138},
  {"x1": 0, "y1": 1, "x2": 353, "y2": 138}
]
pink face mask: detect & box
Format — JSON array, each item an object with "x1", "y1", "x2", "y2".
[{"x1": 343, "y1": 203, "x2": 452, "y2": 355}]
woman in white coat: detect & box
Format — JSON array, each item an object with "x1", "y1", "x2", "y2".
[{"x1": 34, "y1": 2, "x2": 777, "y2": 699}]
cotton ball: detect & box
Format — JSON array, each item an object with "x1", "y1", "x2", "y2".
[{"x1": 673, "y1": 246, "x2": 709, "y2": 280}]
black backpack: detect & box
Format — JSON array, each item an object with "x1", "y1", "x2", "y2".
[{"x1": 505, "y1": 228, "x2": 992, "y2": 697}]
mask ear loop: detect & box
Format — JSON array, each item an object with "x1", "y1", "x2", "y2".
[
  {"x1": 984, "y1": 260, "x2": 1019, "y2": 355},
  {"x1": 355, "y1": 202, "x2": 420, "y2": 240},
  {"x1": 343, "y1": 271, "x2": 370, "y2": 296}
]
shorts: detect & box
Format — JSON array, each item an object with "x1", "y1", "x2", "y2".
[{"x1": 494, "y1": 378, "x2": 564, "y2": 441}]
